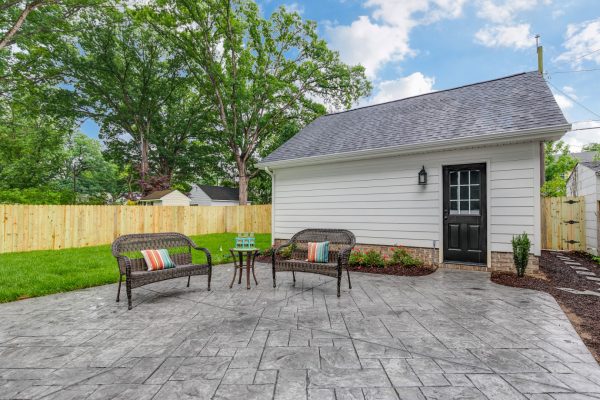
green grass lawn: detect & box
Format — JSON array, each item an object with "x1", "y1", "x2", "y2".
[{"x1": 0, "y1": 233, "x2": 271, "y2": 303}]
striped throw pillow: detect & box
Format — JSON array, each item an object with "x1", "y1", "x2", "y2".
[
  {"x1": 141, "y1": 249, "x2": 176, "y2": 271},
  {"x1": 307, "y1": 241, "x2": 329, "y2": 263}
]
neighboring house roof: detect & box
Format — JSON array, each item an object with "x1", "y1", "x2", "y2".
[
  {"x1": 260, "y1": 71, "x2": 569, "y2": 166},
  {"x1": 580, "y1": 161, "x2": 600, "y2": 175},
  {"x1": 196, "y1": 185, "x2": 239, "y2": 201},
  {"x1": 571, "y1": 152, "x2": 596, "y2": 162},
  {"x1": 139, "y1": 190, "x2": 175, "y2": 201}
]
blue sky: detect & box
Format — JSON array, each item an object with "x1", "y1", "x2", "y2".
[{"x1": 82, "y1": 0, "x2": 600, "y2": 150}]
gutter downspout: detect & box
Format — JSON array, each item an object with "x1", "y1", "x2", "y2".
[{"x1": 264, "y1": 167, "x2": 275, "y2": 246}]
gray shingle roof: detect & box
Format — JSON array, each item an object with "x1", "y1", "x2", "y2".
[
  {"x1": 572, "y1": 152, "x2": 596, "y2": 163},
  {"x1": 197, "y1": 185, "x2": 239, "y2": 201},
  {"x1": 262, "y1": 71, "x2": 569, "y2": 164},
  {"x1": 140, "y1": 190, "x2": 175, "y2": 201},
  {"x1": 580, "y1": 161, "x2": 600, "y2": 174}
]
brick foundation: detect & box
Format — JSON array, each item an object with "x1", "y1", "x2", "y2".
[{"x1": 273, "y1": 239, "x2": 540, "y2": 275}]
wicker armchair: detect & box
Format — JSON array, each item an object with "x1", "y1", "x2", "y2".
[
  {"x1": 272, "y1": 229, "x2": 356, "y2": 297},
  {"x1": 112, "y1": 232, "x2": 211, "y2": 310}
]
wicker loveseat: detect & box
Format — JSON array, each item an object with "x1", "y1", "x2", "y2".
[
  {"x1": 272, "y1": 229, "x2": 356, "y2": 297},
  {"x1": 112, "y1": 232, "x2": 212, "y2": 309}
]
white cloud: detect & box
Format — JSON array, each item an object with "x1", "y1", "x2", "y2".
[
  {"x1": 474, "y1": 23, "x2": 533, "y2": 49},
  {"x1": 476, "y1": 0, "x2": 537, "y2": 24},
  {"x1": 361, "y1": 72, "x2": 435, "y2": 106},
  {"x1": 326, "y1": 0, "x2": 467, "y2": 78},
  {"x1": 556, "y1": 18, "x2": 600, "y2": 66},
  {"x1": 283, "y1": 2, "x2": 304, "y2": 15},
  {"x1": 326, "y1": 16, "x2": 413, "y2": 78},
  {"x1": 553, "y1": 94, "x2": 573, "y2": 110},
  {"x1": 553, "y1": 86, "x2": 577, "y2": 113},
  {"x1": 473, "y1": 0, "x2": 552, "y2": 49},
  {"x1": 562, "y1": 121, "x2": 600, "y2": 152}
]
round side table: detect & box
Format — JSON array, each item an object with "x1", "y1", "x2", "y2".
[{"x1": 229, "y1": 248, "x2": 260, "y2": 289}]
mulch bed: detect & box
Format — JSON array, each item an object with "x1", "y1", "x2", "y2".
[
  {"x1": 491, "y1": 251, "x2": 600, "y2": 362},
  {"x1": 256, "y1": 255, "x2": 435, "y2": 276},
  {"x1": 347, "y1": 264, "x2": 436, "y2": 276}
]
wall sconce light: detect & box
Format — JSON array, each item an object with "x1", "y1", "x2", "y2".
[{"x1": 418, "y1": 166, "x2": 427, "y2": 185}]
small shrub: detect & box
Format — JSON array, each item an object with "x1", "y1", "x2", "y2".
[
  {"x1": 279, "y1": 243, "x2": 296, "y2": 259},
  {"x1": 512, "y1": 232, "x2": 531, "y2": 277},
  {"x1": 390, "y1": 248, "x2": 423, "y2": 267},
  {"x1": 363, "y1": 250, "x2": 385, "y2": 268},
  {"x1": 349, "y1": 249, "x2": 385, "y2": 267},
  {"x1": 349, "y1": 250, "x2": 365, "y2": 267}
]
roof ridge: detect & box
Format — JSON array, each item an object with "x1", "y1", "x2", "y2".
[{"x1": 323, "y1": 71, "x2": 534, "y2": 117}]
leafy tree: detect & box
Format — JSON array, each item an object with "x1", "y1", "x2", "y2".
[
  {"x1": 582, "y1": 143, "x2": 600, "y2": 160},
  {"x1": 0, "y1": 87, "x2": 71, "y2": 189},
  {"x1": 58, "y1": 132, "x2": 127, "y2": 203},
  {"x1": 58, "y1": 8, "x2": 212, "y2": 193},
  {"x1": 0, "y1": 187, "x2": 74, "y2": 204},
  {"x1": 542, "y1": 141, "x2": 577, "y2": 197},
  {"x1": 147, "y1": 0, "x2": 371, "y2": 204}
]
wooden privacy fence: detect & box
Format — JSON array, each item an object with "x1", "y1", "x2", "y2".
[
  {"x1": 0, "y1": 204, "x2": 271, "y2": 254},
  {"x1": 542, "y1": 196, "x2": 585, "y2": 251}
]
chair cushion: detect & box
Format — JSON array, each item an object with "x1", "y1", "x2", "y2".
[
  {"x1": 141, "y1": 249, "x2": 176, "y2": 271},
  {"x1": 275, "y1": 259, "x2": 338, "y2": 276},
  {"x1": 307, "y1": 241, "x2": 329, "y2": 263}
]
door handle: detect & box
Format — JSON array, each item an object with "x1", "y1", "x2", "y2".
[{"x1": 444, "y1": 209, "x2": 448, "y2": 220}]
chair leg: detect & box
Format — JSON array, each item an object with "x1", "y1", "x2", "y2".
[
  {"x1": 187, "y1": 275, "x2": 191, "y2": 287},
  {"x1": 346, "y1": 266, "x2": 352, "y2": 290},
  {"x1": 126, "y1": 279, "x2": 132, "y2": 310},
  {"x1": 272, "y1": 266, "x2": 277, "y2": 288},
  {"x1": 208, "y1": 268, "x2": 212, "y2": 291},
  {"x1": 337, "y1": 272, "x2": 341, "y2": 297},
  {"x1": 292, "y1": 270, "x2": 296, "y2": 286},
  {"x1": 116, "y1": 275, "x2": 122, "y2": 302}
]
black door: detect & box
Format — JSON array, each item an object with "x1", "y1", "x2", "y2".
[{"x1": 443, "y1": 163, "x2": 487, "y2": 264}]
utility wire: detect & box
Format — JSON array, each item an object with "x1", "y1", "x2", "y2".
[
  {"x1": 570, "y1": 47, "x2": 600, "y2": 63},
  {"x1": 547, "y1": 68, "x2": 600, "y2": 75},
  {"x1": 545, "y1": 79, "x2": 600, "y2": 120}
]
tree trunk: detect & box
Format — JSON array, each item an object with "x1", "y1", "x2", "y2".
[
  {"x1": 239, "y1": 173, "x2": 249, "y2": 205},
  {"x1": 235, "y1": 155, "x2": 249, "y2": 205},
  {"x1": 140, "y1": 133, "x2": 149, "y2": 192}
]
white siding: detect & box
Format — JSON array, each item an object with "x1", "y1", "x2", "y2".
[
  {"x1": 189, "y1": 186, "x2": 213, "y2": 206},
  {"x1": 161, "y1": 190, "x2": 191, "y2": 206},
  {"x1": 567, "y1": 164, "x2": 598, "y2": 255},
  {"x1": 272, "y1": 142, "x2": 542, "y2": 261}
]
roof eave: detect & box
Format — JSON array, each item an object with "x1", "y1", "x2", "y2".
[{"x1": 258, "y1": 124, "x2": 571, "y2": 169}]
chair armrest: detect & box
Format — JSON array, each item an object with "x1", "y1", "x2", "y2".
[
  {"x1": 338, "y1": 246, "x2": 355, "y2": 266},
  {"x1": 272, "y1": 240, "x2": 293, "y2": 262},
  {"x1": 190, "y1": 243, "x2": 212, "y2": 266},
  {"x1": 117, "y1": 255, "x2": 132, "y2": 276}
]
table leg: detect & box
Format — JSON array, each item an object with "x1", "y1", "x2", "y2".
[
  {"x1": 229, "y1": 250, "x2": 237, "y2": 289},
  {"x1": 238, "y1": 252, "x2": 243, "y2": 284},
  {"x1": 252, "y1": 251, "x2": 258, "y2": 285},
  {"x1": 246, "y1": 252, "x2": 251, "y2": 289}
]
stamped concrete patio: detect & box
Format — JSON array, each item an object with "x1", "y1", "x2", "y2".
[{"x1": 1, "y1": 265, "x2": 600, "y2": 400}]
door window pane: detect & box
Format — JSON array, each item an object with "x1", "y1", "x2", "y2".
[
  {"x1": 450, "y1": 186, "x2": 457, "y2": 200},
  {"x1": 470, "y1": 170, "x2": 480, "y2": 184},
  {"x1": 450, "y1": 171, "x2": 458, "y2": 185},
  {"x1": 460, "y1": 186, "x2": 469, "y2": 199},
  {"x1": 450, "y1": 200, "x2": 458, "y2": 214},
  {"x1": 459, "y1": 200, "x2": 469, "y2": 213},
  {"x1": 471, "y1": 186, "x2": 480, "y2": 200},
  {"x1": 460, "y1": 171, "x2": 469, "y2": 184},
  {"x1": 470, "y1": 200, "x2": 480, "y2": 214}
]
